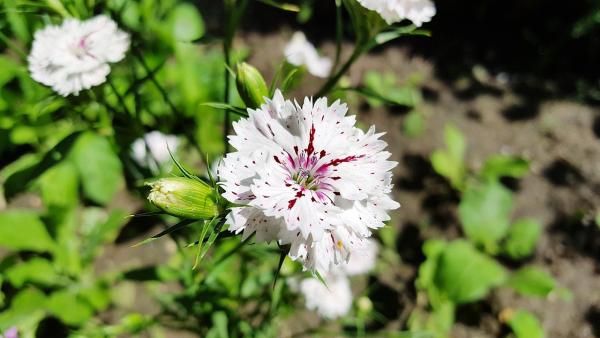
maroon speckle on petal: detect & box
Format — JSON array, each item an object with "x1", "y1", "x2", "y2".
[{"x1": 288, "y1": 199, "x2": 297, "y2": 209}]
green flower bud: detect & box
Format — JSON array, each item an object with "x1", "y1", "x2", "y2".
[
  {"x1": 357, "y1": 296, "x2": 373, "y2": 315},
  {"x1": 147, "y1": 177, "x2": 220, "y2": 219},
  {"x1": 236, "y1": 62, "x2": 269, "y2": 109}
]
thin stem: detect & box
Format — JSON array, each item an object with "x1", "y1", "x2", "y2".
[
  {"x1": 133, "y1": 48, "x2": 181, "y2": 117},
  {"x1": 333, "y1": 0, "x2": 343, "y2": 72},
  {"x1": 316, "y1": 44, "x2": 366, "y2": 97},
  {"x1": 106, "y1": 78, "x2": 134, "y2": 118},
  {"x1": 222, "y1": 0, "x2": 249, "y2": 154}
]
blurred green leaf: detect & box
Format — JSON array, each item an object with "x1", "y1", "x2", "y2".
[
  {"x1": 507, "y1": 266, "x2": 556, "y2": 298},
  {"x1": 0, "y1": 211, "x2": 54, "y2": 252},
  {"x1": 80, "y1": 283, "x2": 111, "y2": 311},
  {"x1": 37, "y1": 161, "x2": 79, "y2": 208},
  {"x1": 168, "y1": 3, "x2": 205, "y2": 42},
  {"x1": 503, "y1": 219, "x2": 542, "y2": 260},
  {"x1": 212, "y1": 311, "x2": 229, "y2": 338},
  {"x1": 403, "y1": 111, "x2": 425, "y2": 137},
  {"x1": 459, "y1": 180, "x2": 512, "y2": 253},
  {"x1": 5, "y1": 258, "x2": 60, "y2": 287},
  {"x1": 363, "y1": 71, "x2": 420, "y2": 108},
  {"x1": 506, "y1": 310, "x2": 545, "y2": 338},
  {"x1": 434, "y1": 240, "x2": 506, "y2": 303},
  {"x1": 0, "y1": 287, "x2": 47, "y2": 331},
  {"x1": 431, "y1": 125, "x2": 466, "y2": 190},
  {"x1": 5, "y1": 0, "x2": 30, "y2": 42},
  {"x1": 0, "y1": 56, "x2": 19, "y2": 88},
  {"x1": 9, "y1": 125, "x2": 37, "y2": 145},
  {"x1": 480, "y1": 155, "x2": 530, "y2": 181},
  {"x1": 47, "y1": 290, "x2": 94, "y2": 325},
  {"x1": 68, "y1": 132, "x2": 123, "y2": 205}
]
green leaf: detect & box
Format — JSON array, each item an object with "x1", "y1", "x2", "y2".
[
  {"x1": 459, "y1": 180, "x2": 513, "y2": 253},
  {"x1": 0, "y1": 56, "x2": 19, "y2": 88},
  {"x1": 507, "y1": 266, "x2": 556, "y2": 298},
  {"x1": 0, "y1": 211, "x2": 55, "y2": 252},
  {"x1": 434, "y1": 240, "x2": 507, "y2": 303},
  {"x1": 372, "y1": 25, "x2": 429, "y2": 46},
  {"x1": 200, "y1": 102, "x2": 248, "y2": 117},
  {"x1": 212, "y1": 311, "x2": 229, "y2": 338},
  {"x1": 169, "y1": 3, "x2": 205, "y2": 42},
  {"x1": 503, "y1": 219, "x2": 542, "y2": 259},
  {"x1": 480, "y1": 155, "x2": 530, "y2": 181},
  {"x1": 506, "y1": 310, "x2": 545, "y2": 338},
  {"x1": 403, "y1": 111, "x2": 425, "y2": 137},
  {"x1": 133, "y1": 219, "x2": 197, "y2": 247},
  {"x1": 68, "y1": 132, "x2": 123, "y2": 205},
  {"x1": 10, "y1": 125, "x2": 38, "y2": 145},
  {"x1": 47, "y1": 290, "x2": 94, "y2": 325},
  {"x1": 0, "y1": 287, "x2": 47, "y2": 330},
  {"x1": 37, "y1": 161, "x2": 79, "y2": 208},
  {"x1": 5, "y1": 258, "x2": 60, "y2": 287},
  {"x1": 257, "y1": 0, "x2": 300, "y2": 12},
  {"x1": 430, "y1": 125, "x2": 466, "y2": 190}
]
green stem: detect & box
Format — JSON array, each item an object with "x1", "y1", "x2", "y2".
[
  {"x1": 333, "y1": 0, "x2": 344, "y2": 72},
  {"x1": 222, "y1": 0, "x2": 249, "y2": 154},
  {"x1": 133, "y1": 48, "x2": 181, "y2": 117},
  {"x1": 316, "y1": 44, "x2": 366, "y2": 97}
]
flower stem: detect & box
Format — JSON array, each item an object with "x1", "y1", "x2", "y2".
[{"x1": 316, "y1": 44, "x2": 366, "y2": 97}]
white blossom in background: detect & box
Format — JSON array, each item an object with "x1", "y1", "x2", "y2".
[
  {"x1": 294, "y1": 239, "x2": 379, "y2": 319},
  {"x1": 298, "y1": 273, "x2": 352, "y2": 319},
  {"x1": 28, "y1": 15, "x2": 130, "y2": 96},
  {"x1": 132, "y1": 131, "x2": 179, "y2": 170},
  {"x1": 284, "y1": 32, "x2": 332, "y2": 78},
  {"x1": 218, "y1": 90, "x2": 398, "y2": 274},
  {"x1": 356, "y1": 0, "x2": 436, "y2": 26}
]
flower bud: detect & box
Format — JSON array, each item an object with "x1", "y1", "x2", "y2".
[
  {"x1": 357, "y1": 296, "x2": 373, "y2": 315},
  {"x1": 147, "y1": 177, "x2": 220, "y2": 219},
  {"x1": 236, "y1": 62, "x2": 269, "y2": 109}
]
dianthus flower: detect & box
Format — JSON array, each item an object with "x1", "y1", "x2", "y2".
[
  {"x1": 356, "y1": 0, "x2": 436, "y2": 26},
  {"x1": 28, "y1": 15, "x2": 129, "y2": 96},
  {"x1": 284, "y1": 32, "x2": 332, "y2": 78},
  {"x1": 219, "y1": 91, "x2": 398, "y2": 273}
]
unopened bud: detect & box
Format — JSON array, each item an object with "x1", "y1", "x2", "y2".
[
  {"x1": 357, "y1": 296, "x2": 373, "y2": 315},
  {"x1": 236, "y1": 62, "x2": 269, "y2": 109},
  {"x1": 147, "y1": 177, "x2": 220, "y2": 219}
]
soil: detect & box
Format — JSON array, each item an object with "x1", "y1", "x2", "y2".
[{"x1": 240, "y1": 31, "x2": 600, "y2": 338}]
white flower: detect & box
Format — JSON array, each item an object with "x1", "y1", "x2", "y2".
[
  {"x1": 356, "y1": 0, "x2": 436, "y2": 26},
  {"x1": 284, "y1": 32, "x2": 332, "y2": 78},
  {"x1": 28, "y1": 15, "x2": 130, "y2": 96},
  {"x1": 218, "y1": 90, "x2": 399, "y2": 273},
  {"x1": 298, "y1": 273, "x2": 352, "y2": 319},
  {"x1": 132, "y1": 131, "x2": 179, "y2": 170},
  {"x1": 342, "y1": 238, "x2": 378, "y2": 276}
]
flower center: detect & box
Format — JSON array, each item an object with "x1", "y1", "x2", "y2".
[{"x1": 293, "y1": 168, "x2": 320, "y2": 190}]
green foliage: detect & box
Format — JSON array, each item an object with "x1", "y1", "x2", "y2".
[
  {"x1": 0, "y1": 211, "x2": 55, "y2": 252},
  {"x1": 503, "y1": 219, "x2": 542, "y2": 259},
  {"x1": 5, "y1": 258, "x2": 60, "y2": 288},
  {"x1": 459, "y1": 180, "x2": 513, "y2": 254},
  {"x1": 68, "y1": 132, "x2": 123, "y2": 205},
  {"x1": 430, "y1": 125, "x2": 467, "y2": 190},
  {"x1": 433, "y1": 240, "x2": 507, "y2": 304},
  {"x1": 47, "y1": 290, "x2": 94, "y2": 325},
  {"x1": 403, "y1": 111, "x2": 425, "y2": 138},
  {"x1": 363, "y1": 71, "x2": 422, "y2": 108},
  {"x1": 507, "y1": 266, "x2": 557, "y2": 298},
  {"x1": 506, "y1": 310, "x2": 545, "y2": 338},
  {"x1": 168, "y1": 3, "x2": 205, "y2": 42},
  {"x1": 480, "y1": 155, "x2": 530, "y2": 181}
]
